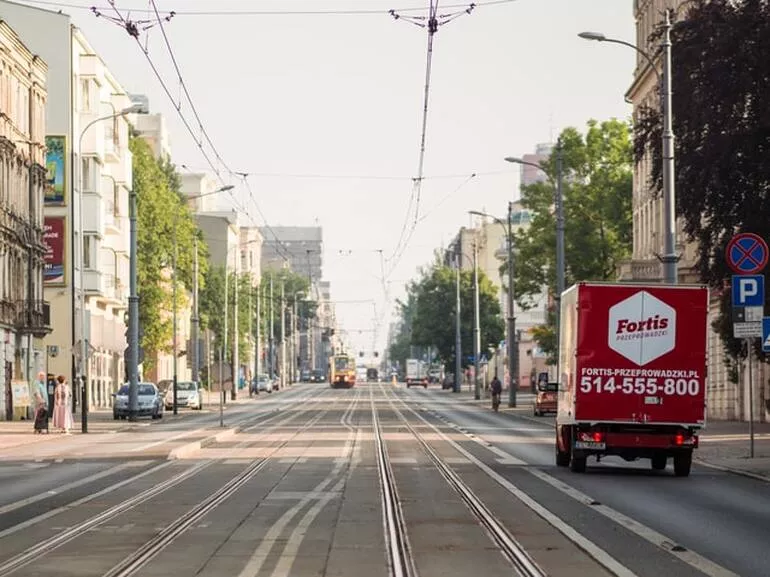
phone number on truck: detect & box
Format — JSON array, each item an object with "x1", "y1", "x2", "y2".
[{"x1": 579, "y1": 376, "x2": 701, "y2": 396}]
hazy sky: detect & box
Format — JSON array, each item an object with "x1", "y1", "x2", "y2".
[{"x1": 15, "y1": 0, "x2": 634, "y2": 356}]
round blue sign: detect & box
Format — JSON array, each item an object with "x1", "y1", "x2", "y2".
[{"x1": 727, "y1": 233, "x2": 769, "y2": 274}]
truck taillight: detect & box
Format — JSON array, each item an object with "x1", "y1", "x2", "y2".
[
  {"x1": 673, "y1": 432, "x2": 697, "y2": 446},
  {"x1": 675, "y1": 433, "x2": 684, "y2": 446},
  {"x1": 578, "y1": 431, "x2": 604, "y2": 443}
]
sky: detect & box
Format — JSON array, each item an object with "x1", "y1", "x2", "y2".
[{"x1": 13, "y1": 0, "x2": 634, "y2": 357}]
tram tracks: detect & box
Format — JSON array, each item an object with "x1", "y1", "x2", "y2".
[{"x1": 0, "y1": 387, "x2": 331, "y2": 577}]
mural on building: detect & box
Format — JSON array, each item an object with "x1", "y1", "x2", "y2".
[{"x1": 44, "y1": 135, "x2": 66, "y2": 205}]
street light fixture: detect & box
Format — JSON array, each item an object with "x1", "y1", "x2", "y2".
[
  {"x1": 578, "y1": 10, "x2": 677, "y2": 284},
  {"x1": 506, "y1": 145, "x2": 565, "y2": 387},
  {"x1": 469, "y1": 207, "x2": 518, "y2": 408},
  {"x1": 78, "y1": 104, "x2": 140, "y2": 430},
  {"x1": 172, "y1": 184, "x2": 234, "y2": 415}
]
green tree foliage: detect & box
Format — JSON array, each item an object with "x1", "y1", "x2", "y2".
[
  {"x1": 132, "y1": 137, "x2": 207, "y2": 365},
  {"x1": 634, "y1": 0, "x2": 770, "y2": 361},
  {"x1": 388, "y1": 286, "x2": 419, "y2": 371},
  {"x1": 410, "y1": 266, "x2": 504, "y2": 370},
  {"x1": 508, "y1": 119, "x2": 633, "y2": 359}
]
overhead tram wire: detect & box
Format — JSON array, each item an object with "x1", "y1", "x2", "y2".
[
  {"x1": 384, "y1": 1, "x2": 476, "y2": 278},
  {"x1": 23, "y1": 0, "x2": 519, "y2": 16}
]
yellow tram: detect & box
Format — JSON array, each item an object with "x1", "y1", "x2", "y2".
[{"x1": 329, "y1": 355, "x2": 356, "y2": 389}]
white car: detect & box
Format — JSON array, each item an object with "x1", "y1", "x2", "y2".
[{"x1": 164, "y1": 381, "x2": 202, "y2": 410}]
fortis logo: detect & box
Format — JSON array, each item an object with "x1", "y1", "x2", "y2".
[
  {"x1": 608, "y1": 292, "x2": 676, "y2": 366},
  {"x1": 615, "y1": 315, "x2": 669, "y2": 335}
]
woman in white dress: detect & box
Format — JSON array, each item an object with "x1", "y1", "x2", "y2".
[{"x1": 52, "y1": 375, "x2": 73, "y2": 434}]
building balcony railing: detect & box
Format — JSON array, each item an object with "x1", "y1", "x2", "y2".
[
  {"x1": 0, "y1": 300, "x2": 17, "y2": 327},
  {"x1": 14, "y1": 300, "x2": 52, "y2": 337}
]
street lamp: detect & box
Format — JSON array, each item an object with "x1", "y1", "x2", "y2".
[
  {"x1": 171, "y1": 184, "x2": 233, "y2": 415},
  {"x1": 78, "y1": 104, "x2": 140, "y2": 430},
  {"x1": 452, "y1": 246, "x2": 481, "y2": 399},
  {"x1": 578, "y1": 10, "x2": 677, "y2": 284},
  {"x1": 470, "y1": 207, "x2": 518, "y2": 408},
  {"x1": 506, "y1": 145, "x2": 565, "y2": 386}
]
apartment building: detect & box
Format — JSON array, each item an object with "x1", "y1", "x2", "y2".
[
  {"x1": 623, "y1": 0, "x2": 754, "y2": 420},
  {"x1": 0, "y1": 20, "x2": 49, "y2": 418},
  {"x1": 1, "y1": 2, "x2": 134, "y2": 411}
]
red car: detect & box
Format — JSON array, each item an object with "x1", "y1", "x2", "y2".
[{"x1": 534, "y1": 382, "x2": 558, "y2": 416}]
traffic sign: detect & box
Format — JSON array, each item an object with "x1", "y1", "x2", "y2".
[
  {"x1": 727, "y1": 233, "x2": 769, "y2": 274},
  {"x1": 763, "y1": 318, "x2": 770, "y2": 352},
  {"x1": 734, "y1": 322, "x2": 762, "y2": 339},
  {"x1": 732, "y1": 275, "x2": 765, "y2": 307}
]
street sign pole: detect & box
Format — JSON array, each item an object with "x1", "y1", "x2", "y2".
[
  {"x1": 727, "y1": 232, "x2": 769, "y2": 460},
  {"x1": 746, "y1": 338, "x2": 754, "y2": 459}
]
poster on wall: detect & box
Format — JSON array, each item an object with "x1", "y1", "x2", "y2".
[
  {"x1": 43, "y1": 217, "x2": 65, "y2": 285},
  {"x1": 44, "y1": 135, "x2": 66, "y2": 205}
]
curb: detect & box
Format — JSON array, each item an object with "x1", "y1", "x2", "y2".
[
  {"x1": 167, "y1": 426, "x2": 241, "y2": 460},
  {"x1": 693, "y1": 458, "x2": 770, "y2": 483}
]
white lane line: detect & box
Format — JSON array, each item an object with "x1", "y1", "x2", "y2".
[
  {"x1": 526, "y1": 468, "x2": 740, "y2": 577},
  {"x1": 405, "y1": 407, "x2": 638, "y2": 577},
  {"x1": 418, "y1": 405, "x2": 739, "y2": 577},
  {"x1": 0, "y1": 462, "x2": 139, "y2": 516},
  {"x1": 129, "y1": 427, "x2": 209, "y2": 452}
]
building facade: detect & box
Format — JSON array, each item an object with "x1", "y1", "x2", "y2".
[
  {"x1": 1, "y1": 2, "x2": 135, "y2": 411},
  {"x1": 0, "y1": 20, "x2": 49, "y2": 418},
  {"x1": 260, "y1": 226, "x2": 323, "y2": 282}
]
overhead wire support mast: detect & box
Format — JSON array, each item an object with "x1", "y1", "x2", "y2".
[{"x1": 385, "y1": 2, "x2": 476, "y2": 275}]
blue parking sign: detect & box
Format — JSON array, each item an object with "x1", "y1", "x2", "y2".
[{"x1": 732, "y1": 275, "x2": 764, "y2": 307}]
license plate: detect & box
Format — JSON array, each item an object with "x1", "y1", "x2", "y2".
[{"x1": 575, "y1": 441, "x2": 606, "y2": 450}]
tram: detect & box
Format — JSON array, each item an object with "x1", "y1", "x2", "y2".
[{"x1": 329, "y1": 355, "x2": 356, "y2": 389}]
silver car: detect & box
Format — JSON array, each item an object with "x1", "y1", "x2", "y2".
[
  {"x1": 164, "y1": 381, "x2": 201, "y2": 410},
  {"x1": 113, "y1": 383, "x2": 164, "y2": 420}
]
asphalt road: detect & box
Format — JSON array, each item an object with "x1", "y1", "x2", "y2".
[{"x1": 0, "y1": 383, "x2": 766, "y2": 576}]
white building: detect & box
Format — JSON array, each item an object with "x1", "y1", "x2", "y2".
[
  {"x1": 1, "y1": 2, "x2": 134, "y2": 410},
  {"x1": 0, "y1": 19, "x2": 49, "y2": 418}
]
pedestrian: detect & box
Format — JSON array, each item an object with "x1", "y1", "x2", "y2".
[
  {"x1": 32, "y1": 371, "x2": 48, "y2": 434},
  {"x1": 52, "y1": 375, "x2": 73, "y2": 434}
]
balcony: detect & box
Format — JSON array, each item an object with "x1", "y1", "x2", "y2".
[
  {"x1": 83, "y1": 193, "x2": 104, "y2": 236},
  {"x1": 0, "y1": 300, "x2": 16, "y2": 327},
  {"x1": 616, "y1": 259, "x2": 663, "y2": 282},
  {"x1": 15, "y1": 300, "x2": 52, "y2": 337},
  {"x1": 84, "y1": 269, "x2": 106, "y2": 296}
]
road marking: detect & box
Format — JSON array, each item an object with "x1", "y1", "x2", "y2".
[
  {"x1": 267, "y1": 490, "x2": 343, "y2": 501},
  {"x1": 388, "y1": 457, "x2": 418, "y2": 464},
  {"x1": 130, "y1": 427, "x2": 209, "y2": 452},
  {"x1": 404, "y1": 406, "x2": 638, "y2": 577},
  {"x1": 0, "y1": 462, "x2": 138, "y2": 516},
  {"x1": 416, "y1": 402, "x2": 740, "y2": 577},
  {"x1": 526, "y1": 468, "x2": 741, "y2": 577}
]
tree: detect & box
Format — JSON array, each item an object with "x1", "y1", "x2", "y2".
[
  {"x1": 410, "y1": 266, "x2": 504, "y2": 370},
  {"x1": 388, "y1": 285, "x2": 419, "y2": 371},
  {"x1": 508, "y1": 119, "x2": 633, "y2": 360},
  {"x1": 131, "y1": 137, "x2": 206, "y2": 366},
  {"x1": 634, "y1": 0, "x2": 770, "y2": 361}
]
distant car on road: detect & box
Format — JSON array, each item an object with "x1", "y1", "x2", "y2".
[
  {"x1": 113, "y1": 383, "x2": 164, "y2": 420},
  {"x1": 164, "y1": 381, "x2": 201, "y2": 410},
  {"x1": 534, "y1": 382, "x2": 558, "y2": 416},
  {"x1": 310, "y1": 369, "x2": 326, "y2": 383},
  {"x1": 252, "y1": 373, "x2": 274, "y2": 394}
]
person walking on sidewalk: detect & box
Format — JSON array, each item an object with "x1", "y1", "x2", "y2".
[
  {"x1": 32, "y1": 372, "x2": 48, "y2": 434},
  {"x1": 52, "y1": 375, "x2": 73, "y2": 434}
]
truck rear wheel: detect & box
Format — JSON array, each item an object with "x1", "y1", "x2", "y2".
[
  {"x1": 673, "y1": 451, "x2": 693, "y2": 477},
  {"x1": 569, "y1": 452, "x2": 587, "y2": 473},
  {"x1": 556, "y1": 444, "x2": 570, "y2": 467},
  {"x1": 651, "y1": 454, "x2": 667, "y2": 471}
]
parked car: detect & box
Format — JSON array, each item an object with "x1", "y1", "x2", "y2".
[
  {"x1": 534, "y1": 382, "x2": 558, "y2": 416},
  {"x1": 164, "y1": 381, "x2": 201, "y2": 410},
  {"x1": 113, "y1": 383, "x2": 164, "y2": 420},
  {"x1": 253, "y1": 373, "x2": 274, "y2": 393}
]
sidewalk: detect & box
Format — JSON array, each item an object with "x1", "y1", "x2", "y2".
[{"x1": 425, "y1": 385, "x2": 770, "y2": 481}]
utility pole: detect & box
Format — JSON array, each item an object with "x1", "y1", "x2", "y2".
[
  {"x1": 661, "y1": 9, "x2": 677, "y2": 285},
  {"x1": 507, "y1": 201, "x2": 517, "y2": 407},
  {"x1": 127, "y1": 188, "x2": 139, "y2": 422},
  {"x1": 191, "y1": 237, "x2": 200, "y2": 387},
  {"x1": 254, "y1": 283, "x2": 260, "y2": 393},
  {"x1": 555, "y1": 139, "x2": 565, "y2": 386},
  {"x1": 269, "y1": 273, "x2": 274, "y2": 379},
  {"x1": 280, "y1": 281, "x2": 286, "y2": 389},
  {"x1": 223, "y1": 257, "x2": 229, "y2": 405},
  {"x1": 454, "y1": 244, "x2": 462, "y2": 394},
  {"x1": 292, "y1": 297, "x2": 298, "y2": 383},
  {"x1": 231, "y1": 248, "x2": 238, "y2": 401},
  {"x1": 172, "y1": 212, "x2": 178, "y2": 415},
  {"x1": 473, "y1": 238, "x2": 481, "y2": 401}
]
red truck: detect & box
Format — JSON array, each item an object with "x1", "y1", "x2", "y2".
[{"x1": 555, "y1": 282, "x2": 709, "y2": 477}]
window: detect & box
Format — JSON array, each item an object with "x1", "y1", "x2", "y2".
[
  {"x1": 81, "y1": 157, "x2": 99, "y2": 192},
  {"x1": 83, "y1": 235, "x2": 96, "y2": 269},
  {"x1": 80, "y1": 78, "x2": 91, "y2": 112}
]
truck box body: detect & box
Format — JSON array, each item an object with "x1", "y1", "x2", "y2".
[
  {"x1": 555, "y1": 282, "x2": 709, "y2": 476},
  {"x1": 405, "y1": 359, "x2": 428, "y2": 387}
]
